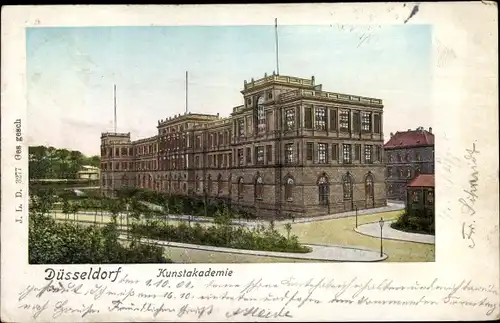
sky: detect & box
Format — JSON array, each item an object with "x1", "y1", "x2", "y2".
[{"x1": 26, "y1": 24, "x2": 432, "y2": 156}]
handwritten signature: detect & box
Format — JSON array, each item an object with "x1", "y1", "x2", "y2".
[
  {"x1": 459, "y1": 142, "x2": 480, "y2": 248},
  {"x1": 462, "y1": 222, "x2": 476, "y2": 248}
]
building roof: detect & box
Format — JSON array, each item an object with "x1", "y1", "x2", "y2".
[
  {"x1": 407, "y1": 174, "x2": 435, "y2": 188},
  {"x1": 384, "y1": 127, "x2": 434, "y2": 149}
]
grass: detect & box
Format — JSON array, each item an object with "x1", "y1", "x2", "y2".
[{"x1": 276, "y1": 210, "x2": 435, "y2": 262}]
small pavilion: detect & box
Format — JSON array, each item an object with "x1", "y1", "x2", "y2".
[{"x1": 406, "y1": 174, "x2": 435, "y2": 218}]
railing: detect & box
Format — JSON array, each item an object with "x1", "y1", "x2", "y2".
[
  {"x1": 279, "y1": 89, "x2": 383, "y2": 105},
  {"x1": 232, "y1": 105, "x2": 246, "y2": 114},
  {"x1": 244, "y1": 75, "x2": 314, "y2": 90},
  {"x1": 101, "y1": 132, "x2": 130, "y2": 137}
]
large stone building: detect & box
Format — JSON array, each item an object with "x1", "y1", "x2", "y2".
[
  {"x1": 384, "y1": 127, "x2": 435, "y2": 201},
  {"x1": 100, "y1": 73, "x2": 387, "y2": 218}
]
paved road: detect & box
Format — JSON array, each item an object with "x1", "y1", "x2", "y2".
[
  {"x1": 121, "y1": 235, "x2": 388, "y2": 262},
  {"x1": 354, "y1": 220, "x2": 435, "y2": 244}
]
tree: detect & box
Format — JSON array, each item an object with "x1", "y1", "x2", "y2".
[
  {"x1": 284, "y1": 223, "x2": 292, "y2": 240},
  {"x1": 71, "y1": 202, "x2": 80, "y2": 222},
  {"x1": 28, "y1": 145, "x2": 101, "y2": 180},
  {"x1": 107, "y1": 199, "x2": 123, "y2": 226},
  {"x1": 62, "y1": 197, "x2": 71, "y2": 220}
]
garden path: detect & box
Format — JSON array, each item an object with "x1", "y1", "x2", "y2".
[
  {"x1": 354, "y1": 220, "x2": 435, "y2": 244},
  {"x1": 119, "y1": 235, "x2": 388, "y2": 262}
]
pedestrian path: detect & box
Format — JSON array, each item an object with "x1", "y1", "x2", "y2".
[
  {"x1": 354, "y1": 220, "x2": 435, "y2": 244},
  {"x1": 119, "y1": 235, "x2": 388, "y2": 262}
]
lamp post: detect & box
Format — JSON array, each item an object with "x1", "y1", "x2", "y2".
[
  {"x1": 355, "y1": 206, "x2": 358, "y2": 228},
  {"x1": 379, "y1": 217, "x2": 385, "y2": 257},
  {"x1": 126, "y1": 203, "x2": 130, "y2": 240}
]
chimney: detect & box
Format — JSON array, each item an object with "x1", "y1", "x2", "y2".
[
  {"x1": 390, "y1": 132, "x2": 394, "y2": 137},
  {"x1": 217, "y1": 113, "x2": 220, "y2": 118},
  {"x1": 429, "y1": 127, "x2": 432, "y2": 133}
]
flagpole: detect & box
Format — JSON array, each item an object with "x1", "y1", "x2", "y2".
[
  {"x1": 113, "y1": 84, "x2": 117, "y2": 133},
  {"x1": 275, "y1": 18, "x2": 280, "y2": 75},
  {"x1": 185, "y1": 71, "x2": 188, "y2": 115}
]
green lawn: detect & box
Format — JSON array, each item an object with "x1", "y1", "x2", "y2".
[{"x1": 275, "y1": 210, "x2": 435, "y2": 262}]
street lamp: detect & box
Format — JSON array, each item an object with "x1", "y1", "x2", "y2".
[
  {"x1": 379, "y1": 217, "x2": 385, "y2": 257},
  {"x1": 355, "y1": 206, "x2": 358, "y2": 228}
]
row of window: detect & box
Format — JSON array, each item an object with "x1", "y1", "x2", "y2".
[
  {"x1": 104, "y1": 171, "x2": 375, "y2": 205},
  {"x1": 159, "y1": 123, "x2": 187, "y2": 134},
  {"x1": 387, "y1": 165, "x2": 421, "y2": 179},
  {"x1": 195, "y1": 130, "x2": 233, "y2": 149},
  {"x1": 102, "y1": 159, "x2": 159, "y2": 171},
  {"x1": 102, "y1": 143, "x2": 384, "y2": 171},
  {"x1": 101, "y1": 145, "x2": 158, "y2": 158},
  {"x1": 286, "y1": 143, "x2": 383, "y2": 164},
  {"x1": 159, "y1": 134, "x2": 187, "y2": 151},
  {"x1": 236, "y1": 107, "x2": 382, "y2": 138},
  {"x1": 387, "y1": 150, "x2": 427, "y2": 163},
  {"x1": 410, "y1": 189, "x2": 434, "y2": 204},
  {"x1": 237, "y1": 110, "x2": 274, "y2": 137}
]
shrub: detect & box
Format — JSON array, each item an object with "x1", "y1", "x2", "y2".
[
  {"x1": 391, "y1": 211, "x2": 435, "y2": 235},
  {"x1": 29, "y1": 213, "x2": 172, "y2": 264},
  {"x1": 130, "y1": 216, "x2": 311, "y2": 254}
]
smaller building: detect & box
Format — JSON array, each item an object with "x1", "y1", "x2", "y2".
[
  {"x1": 77, "y1": 165, "x2": 100, "y2": 180},
  {"x1": 406, "y1": 173, "x2": 434, "y2": 218},
  {"x1": 384, "y1": 127, "x2": 434, "y2": 201}
]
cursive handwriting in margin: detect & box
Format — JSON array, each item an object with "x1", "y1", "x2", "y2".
[{"x1": 459, "y1": 142, "x2": 480, "y2": 248}]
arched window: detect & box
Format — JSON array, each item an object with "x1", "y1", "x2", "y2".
[
  {"x1": 415, "y1": 164, "x2": 421, "y2": 176},
  {"x1": 196, "y1": 176, "x2": 202, "y2": 192},
  {"x1": 285, "y1": 176, "x2": 294, "y2": 201},
  {"x1": 228, "y1": 174, "x2": 232, "y2": 195},
  {"x1": 343, "y1": 173, "x2": 353, "y2": 200},
  {"x1": 318, "y1": 174, "x2": 329, "y2": 205},
  {"x1": 365, "y1": 172, "x2": 375, "y2": 207},
  {"x1": 427, "y1": 190, "x2": 434, "y2": 204},
  {"x1": 412, "y1": 191, "x2": 419, "y2": 203},
  {"x1": 255, "y1": 174, "x2": 264, "y2": 200},
  {"x1": 217, "y1": 174, "x2": 223, "y2": 195},
  {"x1": 365, "y1": 173, "x2": 374, "y2": 198},
  {"x1": 207, "y1": 175, "x2": 213, "y2": 195},
  {"x1": 257, "y1": 96, "x2": 266, "y2": 133},
  {"x1": 237, "y1": 177, "x2": 244, "y2": 200}
]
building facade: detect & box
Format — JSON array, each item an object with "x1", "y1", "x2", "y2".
[
  {"x1": 384, "y1": 127, "x2": 435, "y2": 201},
  {"x1": 406, "y1": 173, "x2": 435, "y2": 218},
  {"x1": 100, "y1": 73, "x2": 387, "y2": 218},
  {"x1": 77, "y1": 165, "x2": 100, "y2": 180}
]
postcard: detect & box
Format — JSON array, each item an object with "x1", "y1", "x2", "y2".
[{"x1": 1, "y1": 3, "x2": 499, "y2": 322}]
